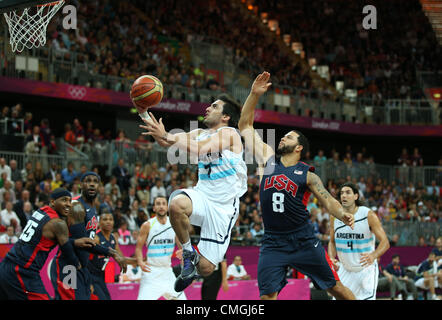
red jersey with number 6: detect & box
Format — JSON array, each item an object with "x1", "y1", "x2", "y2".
[{"x1": 4, "y1": 206, "x2": 60, "y2": 272}]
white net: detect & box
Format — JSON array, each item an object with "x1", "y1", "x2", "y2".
[{"x1": 3, "y1": 1, "x2": 65, "y2": 53}]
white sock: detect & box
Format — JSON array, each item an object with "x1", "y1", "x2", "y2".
[{"x1": 182, "y1": 240, "x2": 193, "y2": 251}]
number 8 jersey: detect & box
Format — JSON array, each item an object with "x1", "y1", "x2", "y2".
[{"x1": 259, "y1": 156, "x2": 315, "y2": 232}]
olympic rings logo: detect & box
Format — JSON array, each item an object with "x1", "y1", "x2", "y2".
[{"x1": 68, "y1": 86, "x2": 87, "y2": 100}]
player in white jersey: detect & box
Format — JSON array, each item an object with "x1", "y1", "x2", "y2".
[
  {"x1": 135, "y1": 196, "x2": 186, "y2": 300},
  {"x1": 139, "y1": 94, "x2": 247, "y2": 292},
  {"x1": 328, "y1": 182, "x2": 390, "y2": 300}
]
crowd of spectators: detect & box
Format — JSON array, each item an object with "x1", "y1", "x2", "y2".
[
  {"x1": 302, "y1": 147, "x2": 441, "y2": 245},
  {"x1": 0, "y1": 144, "x2": 440, "y2": 246},
  {"x1": 253, "y1": 0, "x2": 441, "y2": 102},
  {"x1": 0, "y1": 102, "x2": 440, "y2": 246},
  {"x1": 41, "y1": 0, "x2": 441, "y2": 104},
  {"x1": 46, "y1": 0, "x2": 224, "y2": 93}
]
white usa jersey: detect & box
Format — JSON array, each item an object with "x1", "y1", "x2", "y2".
[
  {"x1": 146, "y1": 216, "x2": 176, "y2": 268},
  {"x1": 333, "y1": 206, "x2": 375, "y2": 272},
  {"x1": 194, "y1": 127, "x2": 247, "y2": 204}
]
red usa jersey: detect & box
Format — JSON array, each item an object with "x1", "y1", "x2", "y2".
[{"x1": 4, "y1": 206, "x2": 59, "y2": 272}]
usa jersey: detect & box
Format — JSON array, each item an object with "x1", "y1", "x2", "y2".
[
  {"x1": 333, "y1": 206, "x2": 375, "y2": 272},
  {"x1": 259, "y1": 156, "x2": 315, "y2": 232},
  {"x1": 87, "y1": 231, "x2": 116, "y2": 275},
  {"x1": 194, "y1": 127, "x2": 248, "y2": 204},
  {"x1": 5, "y1": 206, "x2": 59, "y2": 272},
  {"x1": 73, "y1": 196, "x2": 99, "y2": 239},
  {"x1": 52, "y1": 195, "x2": 97, "y2": 278}
]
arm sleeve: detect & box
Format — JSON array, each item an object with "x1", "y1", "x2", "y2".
[
  {"x1": 69, "y1": 222, "x2": 90, "y2": 268},
  {"x1": 69, "y1": 223, "x2": 111, "y2": 256},
  {"x1": 59, "y1": 238, "x2": 80, "y2": 268},
  {"x1": 87, "y1": 244, "x2": 111, "y2": 256}
]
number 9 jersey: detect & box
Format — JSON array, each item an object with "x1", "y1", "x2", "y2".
[{"x1": 259, "y1": 156, "x2": 315, "y2": 233}]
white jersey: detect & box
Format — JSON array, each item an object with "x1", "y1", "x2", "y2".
[
  {"x1": 333, "y1": 206, "x2": 376, "y2": 272},
  {"x1": 145, "y1": 216, "x2": 176, "y2": 268},
  {"x1": 194, "y1": 127, "x2": 247, "y2": 204}
]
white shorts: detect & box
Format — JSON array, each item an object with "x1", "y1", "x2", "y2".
[
  {"x1": 169, "y1": 188, "x2": 239, "y2": 266},
  {"x1": 335, "y1": 262, "x2": 379, "y2": 300},
  {"x1": 415, "y1": 277, "x2": 439, "y2": 290},
  {"x1": 137, "y1": 266, "x2": 187, "y2": 300}
]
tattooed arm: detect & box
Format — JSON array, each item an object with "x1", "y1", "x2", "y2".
[{"x1": 307, "y1": 172, "x2": 354, "y2": 229}]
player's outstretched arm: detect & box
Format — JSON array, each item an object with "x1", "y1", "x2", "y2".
[
  {"x1": 49, "y1": 219, "x2": 91, "y2": 269},
  {"x1": 139, "y1": 114, "x2": 185, "y2": 148},
  {"x1": 238, "y1": 71, "x2": 274, "y2": 165},
  {"x1": 360, "y1": 211, "x2": 390, "y2": 267},
  {"x1": 139, "y1": 113, "x2": 207, "y2": 153},
  {"x1": 307, "y1": 172, "x2": 354, "y2": 229},
  {"x1": 135, "y1": 221, "x2": 151, "y2": 273},
  {"x1": 141, "y1": 112, "x2": 240, "y2": 156},
  {"x1": 113, "y1": 234, "x2": 138, "y2": 267}
]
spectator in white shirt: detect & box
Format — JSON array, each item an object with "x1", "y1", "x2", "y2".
[
  {"x1": 0, "y1": 201, "x2": 21, "y2": 233},
  {"x1": 104, "y1": 176, "x2": 121, "y2": 198},
  {"x1": 0, "y1": 226, "x2": 18, "y2": 244},
  {"x1": 250, "y1": 223, "x2": 264, "y2": 239},
  {"x1": 0, "y1": 180, "x2": 16, "y2": 208},
  {"x1": 0, "y1": 158, "x2": 11, "y2": 182},
  {"x1": 150, "y1": 179, "x2": 166, "y2": 205},
  {"x1": 227, "y1": 256, "x2": 251, "y2": 280}
]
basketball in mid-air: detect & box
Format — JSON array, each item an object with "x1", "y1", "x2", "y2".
[{"x1": 130, "y1": 75, "x2": 164, "y2": 112}]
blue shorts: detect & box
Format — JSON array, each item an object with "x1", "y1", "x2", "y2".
[
  {"x1": 50, "y1": 256, "x2": 91, "y2": 300},
  {"x1": 257, "y1": 225, "x2": 339, "y2": 297},
  {"x1": 90, "y1": 272, "x2": 111, "y2": 300},
  {"x1": 0, "y1": 259, "x2": 50, "y2": 300}
]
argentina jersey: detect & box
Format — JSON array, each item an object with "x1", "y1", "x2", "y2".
[
  {"x1": 259, "y1": 156, "x2": 315, "y2": 232},
  {"x1": 194, "y1": 127, "x2": 247, "y2": 204},
  {"x1": 333, "y1": 206, "x2": 376, "y2": 272},
  {"x1": 146, "y1": 217, "x2": 176, "y2": 268}
]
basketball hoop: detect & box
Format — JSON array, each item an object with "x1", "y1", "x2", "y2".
[{"x1": 3, "y1": 0, "x2": 65, "y2": 53}]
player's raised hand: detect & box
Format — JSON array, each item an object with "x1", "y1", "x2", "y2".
[
  {"x1": 139, "y1": 112, "x2": 170, "y2": 147},
  {"x1": 139, "y1": 112, "x2": 163, "y2": 135},
  {"x1": 251, "y1": 71, "x2": 272, "y2": 96}
]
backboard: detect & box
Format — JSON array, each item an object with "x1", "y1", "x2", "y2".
[{"x1": 0, "y1": 0, "x2": 58, "y2": 13}]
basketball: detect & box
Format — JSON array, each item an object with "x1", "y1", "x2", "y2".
[{"x1": 130, "y1": 75, "x2": 164, "y2": 113}]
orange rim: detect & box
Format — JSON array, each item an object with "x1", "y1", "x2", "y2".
[{"x1": 36, "y1": 1, "x2": 63, "y2": 7}]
